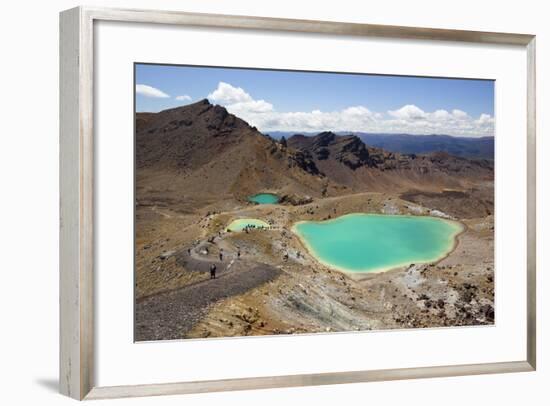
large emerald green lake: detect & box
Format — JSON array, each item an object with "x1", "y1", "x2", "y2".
[
  {"x1": 292, "y1": 214, "x2": 463, "y2": 273},
  {"x1": 248, "y1": 193, "x2": 279, "y2": 204}
]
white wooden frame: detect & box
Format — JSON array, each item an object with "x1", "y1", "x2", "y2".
[{"x1": 59, "y1": 6, "x2": 537, "y2": 400}]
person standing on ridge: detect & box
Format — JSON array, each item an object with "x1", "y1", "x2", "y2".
[{"x1": 210, "y1": 263, "x2": 217, "y2": 279}]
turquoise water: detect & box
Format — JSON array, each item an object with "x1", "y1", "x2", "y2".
[
  {"x1": 292, "y1": 214, "x2": 462, "y2": 273},
  {"x1": 227, "y1": 218, "x2": 270, "y2": 232},
  {"x1": 248, "y1": 193, "x2": 279, "y2": 204}
]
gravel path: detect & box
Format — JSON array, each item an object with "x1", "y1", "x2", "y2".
[{"x1": 135, "y1": 256, "x2": 280, "y2": 341}]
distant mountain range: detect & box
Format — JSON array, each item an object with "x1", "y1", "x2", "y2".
[{"x1": 268, "y1": 131, "x2": 494, "y2": 160}]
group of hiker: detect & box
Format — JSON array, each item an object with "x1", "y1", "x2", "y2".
[{"x1": 243, "y1": 224, "x2": 269, "y2": 234}]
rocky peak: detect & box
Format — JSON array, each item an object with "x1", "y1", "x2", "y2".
[
  {"x1": 336, "y1": 135, "x2": 371, "y2": 169},
  {"x1": 314, "y1": 131, "x2": 337, "y2": 147},
  {"x1": 288, "y1": 132, "x2": 373, "y2": 170},
  {"x1": 197, "y1": 98, "x2": 211, "y2": 106}
]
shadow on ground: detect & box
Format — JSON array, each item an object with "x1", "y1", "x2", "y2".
[{"x1": 35, "y1": 378, "x2": 58, "y2": 393}]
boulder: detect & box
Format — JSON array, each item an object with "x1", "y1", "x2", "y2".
[{"x1": 279, "y1": 193, "x2": 314, "y2": 206}]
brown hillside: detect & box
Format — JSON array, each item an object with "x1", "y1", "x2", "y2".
[{"x1": 136, "y1": 100, "x2": 329, "y2": 208}]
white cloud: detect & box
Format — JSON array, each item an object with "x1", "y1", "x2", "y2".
[
  {"x1": 472, "y1": 113, "x2": 495, "y2": 133},
  {"x1": 135, "y1": 84, "x2": 170, "y2": 98},
  {"x1": 227, "y1": 100, "x2": 274, "y2": 114},
  {"x1": 476, "y1": 113, "x2": 494, "y2": 126},
  {"x1": 205, "y1": 82, "x2": 494, "y2": 137},
  {"x1": 452, "y1": 109, "x2": 469, "y2": 119},
  {"x1": 208, "y1": 82, "x2": 274, "y2": 115},
  {"x1": 208, "y1": 82, "x2": 254, "y2": 104},
  {"x1": 388, "y1": 104, "x2": 427, "y2": 120},
  {"x1": 342, "y1": 106, "x2": 374, "y2": 117},
  {"x1": 432, "y1": 109, "x2": 451, "y2": 120},
  {"x1": 175, "y1": 95, "x2": 192, "y2": 101}
]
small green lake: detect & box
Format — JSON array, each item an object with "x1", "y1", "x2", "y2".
[
  {"x1": 292, "y1": 214, "x2": 463, "y2": 273},
  {"x1": 227, "y1": 218, "x2": 270, "y2": 232},
  {"x1": 248, "y1": 193, "x2": 279, "y2": 204}
]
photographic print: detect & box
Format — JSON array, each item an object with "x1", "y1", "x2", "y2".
[{"x1": 134, "y1": 64, "x2": 495, "y2": 342}]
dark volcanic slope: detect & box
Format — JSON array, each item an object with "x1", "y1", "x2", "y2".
[
  {"x1": 136, "y1": 100, "x2": 326, "y2": 203},
  {"x1": 288, "y1": 132, "x2": 493, "y2": 192}
]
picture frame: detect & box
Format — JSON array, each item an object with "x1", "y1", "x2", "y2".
[{"x1": 59, "y1": 6, "x2": 536, "y2": 400}]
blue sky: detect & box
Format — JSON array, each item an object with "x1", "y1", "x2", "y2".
[{"x1": 135, "y1": 64, "x2": 495, "y2": 137}]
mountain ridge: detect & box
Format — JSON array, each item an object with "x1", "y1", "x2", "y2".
[
  {"x1": 271, "y1": 131, "x2": 494, "y2": 160},
  {"x1": 287, "y1": 131, "x2": 493, "y2": 191},
  {"x1": 136, "y1": 102, "x2": 493, "y2": 202}
]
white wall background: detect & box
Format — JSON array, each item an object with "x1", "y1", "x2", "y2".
[{"x1": 0, "y1": 0, "x2": 546, "y2": 404}]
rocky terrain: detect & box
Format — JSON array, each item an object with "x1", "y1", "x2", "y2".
[
  {"x1": 135, "y1": 100, "x2": 494, "y2": 341},
  {"x1": 287, "y1": 131, "x2": 493, "y2": 192}
]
